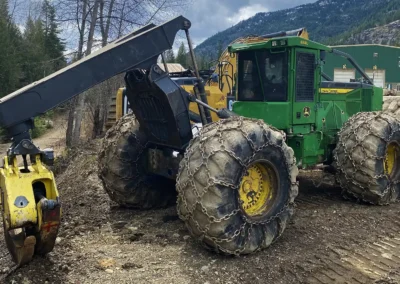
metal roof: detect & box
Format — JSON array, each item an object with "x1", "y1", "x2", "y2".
[
  {"x1": 157, "y1": 63, "x2": 187, "y2": 73},
  {"x1": 329, "y1": 44, "x2": 400, "y2": 50},
  {"x1": 324, "y1": 44, "x2": 400, "y2": 84}
]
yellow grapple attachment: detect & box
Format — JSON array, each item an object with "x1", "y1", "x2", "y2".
[{"x1": 0, "y1": 154, "x2": 61, "y2": 267}]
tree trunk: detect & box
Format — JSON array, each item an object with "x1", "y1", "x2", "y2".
[
  {"x1": 66, "y1": 0, "x2": 100, "y2": 147},
  {"x1": 71, "y1": 93, "x2": 85, "y2": 145},
  {"x1": 66, "y1": 98, "x2": 76, "y2": 147},
  {"x1": 85, "y1": 0, "x2": 100, "y2": 56},
  {"x1": 66, "y1": 0, "x2": 88, "y2": 147},
  {"x1": 91, "y1": 107, "x2": 100, "y2": 139},
  {"x1": 100, "y1": 0, "x2": 115, "y2": 47},
  {"x1": 91, "y1": 0, "x2": 115, "y2": 139}
]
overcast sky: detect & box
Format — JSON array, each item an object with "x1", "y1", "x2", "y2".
[{"x1": 184, "y1": 0, "x2": 316, "y2": 46}]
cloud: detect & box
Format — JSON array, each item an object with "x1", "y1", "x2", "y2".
[
  {"x1": 184, "y1": 0, "x2": 316, "y2": 46},
  {"x1": 227, "y1": 4, "x2": 269, "y2": 25}
]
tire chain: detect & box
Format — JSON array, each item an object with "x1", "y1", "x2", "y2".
[
  {"x1": 334, "y1": 111, "x2": 400, "y2": 205},
  {"x1": 176, "y1": 116, "x2": 299, "y2": 255}
]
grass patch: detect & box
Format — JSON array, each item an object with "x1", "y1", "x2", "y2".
[{"x1": 30, "y1": 111, "x2": 54, "y2": 138}]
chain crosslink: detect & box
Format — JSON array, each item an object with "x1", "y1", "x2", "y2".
[
  {"x1": 176, "y1": 116, "x2": 299, "y2": 255},
  {"x1": 333, "y1": 111, "x2": 400, "y2": 205}
]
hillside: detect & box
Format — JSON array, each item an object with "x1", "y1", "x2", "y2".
[
  {"x1": 195, "y1": 0, "x2": 400, "y2": 59},
  {"x1": 331, "y1": 20, "x2": 400, "y2": 45}
]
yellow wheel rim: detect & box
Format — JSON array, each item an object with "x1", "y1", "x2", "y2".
[
  {"x1": 384, "y1": 142, "x2": 400, "y2": 177},
  {"x1": 239, "y1": 162, "x2": 277, "y2": 217}
]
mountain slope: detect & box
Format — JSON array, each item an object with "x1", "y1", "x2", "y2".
[
  {"x1": 333, "y1": 20, "x2": 400, "y2": 45},
  {"x1": 195, "y1": 0, "x2": 400, "y2": 59}
]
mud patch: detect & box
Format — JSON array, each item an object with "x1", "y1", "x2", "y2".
[{"x1": 1, "y1": 142, "x2": 400, "y2": 283}]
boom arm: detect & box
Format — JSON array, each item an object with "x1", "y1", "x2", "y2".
[
  {"x1": 0, "y1": 16, "x2": 191, "y2": 137},
  {"x1": 331, "y1": 49, "x2": 373, "y2": 85}
]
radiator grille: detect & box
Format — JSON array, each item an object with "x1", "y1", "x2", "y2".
[{"x1": 296, "y1": 52, "x2": 315, "y2": 102}]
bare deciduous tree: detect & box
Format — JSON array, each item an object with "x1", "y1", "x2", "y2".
[{"x1": 55, "y1": 0, "x2": 191, "y2": 145}]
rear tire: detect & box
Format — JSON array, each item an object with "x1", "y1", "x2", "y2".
[
  {"x1": 383, "y1": 96, "x2": 400, "y2": 118},
  {"x1": 176, "y1": 116, "x2": 298, "y2": 255},
  {"x1": 334, "y1": 111, "x2": 400, "y2": 204},
  {"x1": 98, "y1": 114, "x2": 176, "y2": 209}
]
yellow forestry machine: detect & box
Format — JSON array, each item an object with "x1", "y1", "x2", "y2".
[{"x1": 106, "y1": 28, "x2": 309, "y2": 127}]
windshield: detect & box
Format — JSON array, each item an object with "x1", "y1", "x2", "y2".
[{"x1": 238, "y1": 50, "x2": 288, "y2": 102}]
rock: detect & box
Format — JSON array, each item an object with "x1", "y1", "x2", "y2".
[
  {"x1": 129, "y1": 233, "x2": 144, "y2": 242},
  {"x1": 105, "y1": 269, "x2": 114, "y2": 274},
  {"x1": 55, "y1": 237, "x2": 62, "y2": 245},
  {"x1": 126, "y1": 227, "x2": 138, "y2": 232},
  {"x1": 41, "y1": 119, "x2": 54, "y2": 129},
  {"x1": 183, "y1": 235, "x2": 190, "y2": 241},
  {"x1": 172, "y1": 233, "x2": 180, "y2": 239},
  {"x1": 61, "y1": 265, "x2": 70, "y2": 273},
  {"x1": 112, "y1": 221, "x2": 128, "y2": 230},
  {"x1": 155, "y1": 233, "x2": 168, "y2": 238},
  {"x1": 122, "y1": 262, "x2": 143, "y2": 270},
  {"x1": 97, "y1": 258, "x2": 116, "y2": 270},
  {"x1": 201, "y1": 265, "x2": 209, "y2": 273},
  {"x1": 162, "y1": 215, "x2": 180, "y2": 223},
  {"x1": 21, "y1": 277, "x2": 31, "y2": 284}
]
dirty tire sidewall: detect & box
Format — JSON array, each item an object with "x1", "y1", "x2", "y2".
[
  {"x1": 334, "y1": 111, "x2": 400, "y2": 204},
  {"x1": 176, "y1": 116, "x2": 299, "y2": 255},
  {"x1": 98, "y1": 113, "x2": 176, "y2": 209},
  {"x1": 383, "y1": 96, "x2": 400, "y2": 119}
]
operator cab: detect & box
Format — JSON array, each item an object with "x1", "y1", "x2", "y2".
[
  {"x1": 238, "y1": 50, "x2": 288, "y2": 102},
  {"x1": 228, "y1": 37, "x2": 322, "y2": 130}
]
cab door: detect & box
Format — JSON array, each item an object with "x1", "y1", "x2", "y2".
[{"x1": 292, "y1": 49, "x2": 318, "y2": 127}]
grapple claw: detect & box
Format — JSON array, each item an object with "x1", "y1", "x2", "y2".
[
  {"x1": 1, "y1": 154, "x2": 61, "y2": 267},
  {"x1": 3, "y1": 223, "x2": 36, "y2": 267},
  {"x1": 35, "y1": 200, "x2": 61, "y2": 255}
]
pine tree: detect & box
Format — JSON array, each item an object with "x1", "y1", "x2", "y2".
[
  {"x1": 42, "y1": 0, "x2": 65, "y2": 71},
  {"x1": 164, "y1": 49, "x2": 175, "y2": 63},
  {"x1": 176, "y1": 42, "x2": 187, "y2": 67},
  {"x1": 21, "y1": 17, "x2": 48, "y2": 85},
  {"x1": 217, "y1": 40, "x2": 224, "y2": 59},
  {"x1": 0, "y1": 0, "x2": 23, "y2": 97},
  {"x1": 0, "y1": 0, "x2": 8, "y2": 21}
]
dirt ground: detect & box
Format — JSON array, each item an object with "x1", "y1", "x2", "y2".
[
  {"x1": 1, "y1": 139, "x2": 400, "y2": 283},
  {"x1": 0, "y1": 115, "x2": 67, "y2": 159}
]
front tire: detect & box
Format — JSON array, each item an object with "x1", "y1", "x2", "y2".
[
  {"x1": 334, "y1": 111, "x2": 400, "y2": 204},
  {"x1": 176, "y1": 117, "x2": 298, "y2": 255}
]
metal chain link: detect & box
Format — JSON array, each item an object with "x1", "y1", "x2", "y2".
[
  {"x1": 176, "y1": 116, "x2": 299, "y2": 255},
  {"x1": 333, "y1": 111, "x2": 400, "y2": 205}
]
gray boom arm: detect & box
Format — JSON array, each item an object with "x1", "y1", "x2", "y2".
[{"x1": 0, "y1": 16, "x2": 191, "y2": 135}]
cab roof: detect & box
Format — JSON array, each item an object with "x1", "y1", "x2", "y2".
[{"x1": 228, "y1": 36, "x2": 332, "y2": 53}]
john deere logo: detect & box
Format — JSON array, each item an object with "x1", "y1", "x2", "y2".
[{"x1": 303, "y1": 107, "x2": 311, "y2": 117}]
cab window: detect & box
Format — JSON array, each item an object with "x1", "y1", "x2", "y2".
[{"x1": 238, "y1": 49, "x2": 288, "y2": 102}]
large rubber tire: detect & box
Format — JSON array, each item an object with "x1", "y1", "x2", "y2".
[
  {"x1": 176, "y1": 116, "x2": 299, "y2": 255},
  {"x1": 383, "y1": 96, "x2": 400, "y2": 119},
  {"x1": 334, "y1": 111, "x2": 400, "y2": 204},
  {"x1": 98, "y1": 114, "x2": 176, "y2": 208}
]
